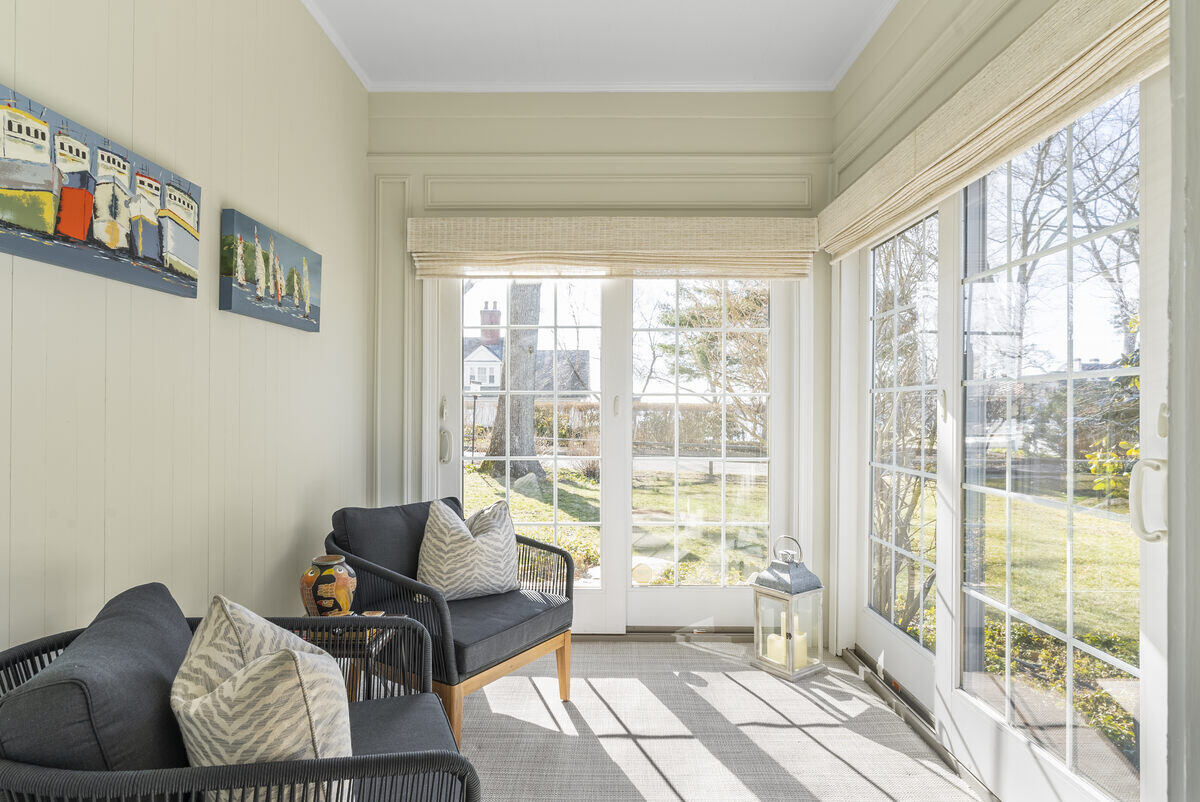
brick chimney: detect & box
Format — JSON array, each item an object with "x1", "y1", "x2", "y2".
[{"x1": 481, "y1": 301, "x2": 501, "y2": 345}]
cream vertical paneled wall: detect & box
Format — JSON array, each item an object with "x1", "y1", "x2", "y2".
[
  {"x1": 0, "y1": 0, "x2": 372, "y2": 645},
  {"x1": 367, "y1": 92, "x2": 835, "y2": 506}
]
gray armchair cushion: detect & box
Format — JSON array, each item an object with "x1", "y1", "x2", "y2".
[
  {"x1": 332, "y1": 497, "x2": 465, "y2": 581},
  {"x1": 446, "y1": 590, "x2": 572, "y2": 679},
  {"x1": 0, "y1": 582, "x2": 192, "y2": 771},
  {"x1": 348, "y1": 695, "x2": 458, "y2": 755}
]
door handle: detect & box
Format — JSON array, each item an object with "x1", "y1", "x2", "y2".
[
  {"x1": 439, "y1": 428, "x2": 451, "y2": 464},
  {"x1": 1129, "y1": 459, "x2": 1167, "y2": 542}
]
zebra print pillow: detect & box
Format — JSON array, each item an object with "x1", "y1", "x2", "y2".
[
  {"x1": 170, "y1": 596, "x2": 352, "y2": 772},
  {"x1": 417, "y1": 499, "x2": 520, "y2": 601},
  {"x1": 173, "y1": 596, "x2": 331, "y2": 698}
]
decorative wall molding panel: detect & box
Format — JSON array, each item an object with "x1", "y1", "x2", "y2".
[
  {"x1": 421, "y1": 173, "x2": 812, "y2": 212},
  {"x1": 367, "y1": 92, "x2": 836, "y2": 159}
]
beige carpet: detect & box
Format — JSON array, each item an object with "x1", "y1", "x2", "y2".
[{"x1": 459, "y1": 638, "x2": 980, "y2": 801}]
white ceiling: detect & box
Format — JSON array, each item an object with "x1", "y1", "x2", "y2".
[{"x1": 302, "y1": 0, "x2": 897, "y2": 92}]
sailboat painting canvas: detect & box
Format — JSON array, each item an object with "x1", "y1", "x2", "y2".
[
  {"x1": 0, "y1": 83, "x2": 201, "y2": 297},
  {"x1": 219, "y1": 209, "x2": 320, "y2": 332}
]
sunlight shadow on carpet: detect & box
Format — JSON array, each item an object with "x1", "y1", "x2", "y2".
[
  {"x1": 482, "y1": 676, "x2": 578, "y2": 735},
  {"x1": 461, "y1": 640, "x2": 980, "y2": 801}
]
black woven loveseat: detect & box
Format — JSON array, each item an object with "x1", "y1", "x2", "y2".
[
  {"x1": 325, "y1": 497, "x2": 574, "y2": 743},
  {"x1": 0, "y1": 597, "x2": 480, "y2": 802}
]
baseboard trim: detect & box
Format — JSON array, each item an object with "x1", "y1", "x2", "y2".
[
  {"x1": 847, "y1": 646, "x2": 935, "y2": 727},
  {"x1": 625, "y1": 625, "x2": 753, "y2": 635},
  {"x1": 841, "y1": 647, "x2": 998, "y2": 802},
  {"x1": 575, "y1": 628, "x2": 753, "y2": 643}
]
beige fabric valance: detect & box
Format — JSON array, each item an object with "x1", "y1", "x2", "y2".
[
  {"x1": 818, "y1": 0, "x2": 1168, "y2": 262},
  {"x1": 407, "y1": 217, "x2": 818, "y2": 279}
]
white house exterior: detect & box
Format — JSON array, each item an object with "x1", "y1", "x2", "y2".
[{"x1": 463, "y1": 343, "x2": 502, "y2": 389}]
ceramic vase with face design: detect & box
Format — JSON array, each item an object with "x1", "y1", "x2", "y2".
[{"x1": 300, "y1": 555, "x2": 358, "y2": 616}]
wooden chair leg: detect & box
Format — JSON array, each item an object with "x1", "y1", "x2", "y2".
[
  {"x1": 433, "y1": 631, "x2": 572, "y2": 746},
  {"x1": 433, "y1": 682, "x2": 464, "y2": 746},
  {"x1": 556, "y1": 630, "x2": 572, "y2": 702}
]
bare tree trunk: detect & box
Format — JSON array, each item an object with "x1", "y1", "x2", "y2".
[
  {"x1": 892, "y1": 471, "x2": 925, "y2": 631},
  {"x1": 484, "y1": 282, "x2": 545, "y2": 480}
]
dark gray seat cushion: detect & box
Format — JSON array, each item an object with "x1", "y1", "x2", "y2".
[
  {"x1": 348, "y1": 694, "x2": 458, "y2": 755},
  {"x1": 332, "y1": 497, "x2": 465, "y2": 581},
  {"x1": 446, "y1": 590, "x2": 572, "y2": 679},
  {"x1": 0, "y1": 582, "x2": 192, "y2": 771}
]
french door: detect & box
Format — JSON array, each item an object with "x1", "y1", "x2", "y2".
[
  {"x1": 847, "y1": 73, "x2": 1168, "y2": 802},
  {"x1": 431, "y1": 276, "x2": 793, "y2": 633}
]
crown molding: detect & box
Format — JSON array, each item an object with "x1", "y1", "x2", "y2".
[
  {"x1": 826, "y1": 0, "x2": 901, "y2": 90},
  {"x1": 300, "y1": 0, "x2": 372, "y2": 90}
]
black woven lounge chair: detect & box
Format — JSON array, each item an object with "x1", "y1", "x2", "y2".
[
  {"x1": 0, "y1": 614, "x2": 481, "y2": 802},
  {"x1": 325, "y1": 497, "x2": 574, "y2": 744}
]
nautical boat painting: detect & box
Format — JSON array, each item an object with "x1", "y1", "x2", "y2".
[
  {"x1": 0, "y1": 83, "x2": 201, "y2": 298},
  {"x1": 53, "y1": 133, "x2": 93, "y2": 241},
  {"x1": 0, "y1": 104, "x2": 58, "y2": 236},
  {"x1": 160, "y1": 183, "x2": 199, "y2": 279},
  {"x1": 219, "y1": 209, "x2": 320, "y2": 332},
  {"x1": 93, "y1": 148, "x2": 132, "y2": 251},
  {"x1": 129, "y1": 172, "x2": 163, "y2": 264}
]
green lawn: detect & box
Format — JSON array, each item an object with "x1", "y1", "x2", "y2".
[
  {"x1": 955, "y1": 488, "x2": 1140, "y2": 772},
  {"x1": 463, "y1": 462, "x2": 600, "y2": 523},
  {"x1": 967, "y1": 492, "x2": 1139, "y2": 663},
  {"x1": 464, "y1": 464, "x2": 603, "y2": 581},
  {"x1": 921, "y1": 490, "x2": 1140, "y2": 767},
  {"x1": 632, "y1": 463, "x2": 768, "y2": 523},
  {"x1": 463, "y1": 462, "x2": 768, "y2": 585}
]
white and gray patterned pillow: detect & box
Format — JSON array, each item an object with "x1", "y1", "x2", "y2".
[
  {"x1": 417, "y1": 499, "x2": 520, "y2": 601},
  {"x1": 170, "y1": 596, "x2": 351, "y2": 775},
  {"x1": 173, "y1": 596, "x2": 331, "y2": 699},
  {"x1": 172, "y1": 649, "x2": 350, "y2": 766}
]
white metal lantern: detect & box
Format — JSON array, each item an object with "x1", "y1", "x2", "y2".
[{"x1": 751, "y1": 536, "x2": 826, "y2": 680}]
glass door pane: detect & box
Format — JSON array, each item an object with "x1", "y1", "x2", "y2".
[
  {"x1": 960, "y1": 86, "x2": 1142, "y2": 801},
  {"x1": 868, "y1": 215, "x2": 940, "y2": 651},
  {"x1": 630, "y1": 279, "x2": 770, "y2": 588},
  {"x1": 461, "y1": 278, "x2": 602, "y2": 588}
]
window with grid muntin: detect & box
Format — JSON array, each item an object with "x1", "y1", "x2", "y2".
[
  {"x1": 460, "y1": 278, "x2": 602, "y2": 588},
  {"x1": 631, "y1": 279, "x2": 770, "y2": 587},
  {"x1": 960, "y1": 86, "x2": 1141, "y2": 802},
  {"x1": 869, "y1": 214, "x2": 940, "y2": 651}
]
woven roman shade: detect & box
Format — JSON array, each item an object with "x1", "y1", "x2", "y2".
[
  {"x1": 818, "y1": 0, "x2": 1168, "y2": 262},
  {"x1": 407, "y1": 217, "x2": 818, "y2": 279}
]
